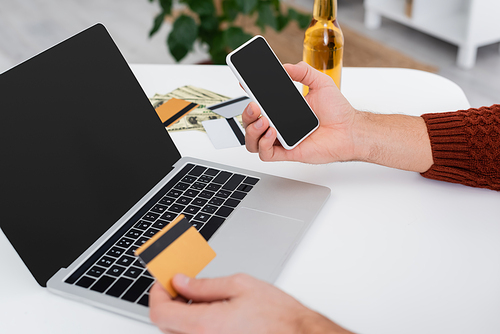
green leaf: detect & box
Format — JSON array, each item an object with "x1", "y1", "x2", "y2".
[
  {"x1": 288, "y1": 8, "x2": 311, "y2": 29},
  {"x1": 149, "y1": 11, "x2": 166, "y2": 37},
  {"x1": 235, "y1": 0, "x2": 258, "y2": 14},
  {"x1": 221, "y1": 0, "x2": 239, "y2": 21},
  {"x1": 158, "y1": 0, "x2": 173, "y2": 14},
  {"x1": 198, "y1": 14, "x2": 220, "y2": 45},
  {"x1": 224, "y1": 26, "x2": 252, "y2": 50},
  {"x1": 256, "y1": 2, "x2": 277, "y2": 31},
  {"x1": 183, "y1": 0, "x2": 215, "y2": 17},
  {"x1": 209, "y1": 32, "x2": 227, "y2": 64},
  {"x1": 167, "y1": 15, "x2": 198, "y2": 62},
  {"x1": 276, "y1": 12, "x2": 290, "y2": 31}
]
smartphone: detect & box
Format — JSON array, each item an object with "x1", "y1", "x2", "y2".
[{"x1": 226, "y1": 35, "x2": 319, "y2": 150}]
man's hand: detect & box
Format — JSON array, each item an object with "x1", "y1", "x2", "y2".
[
  {"x1": 149, "y1": 273, "x2": 353, "y2": 334},
  {"x1": 243, "y1": 61, "x2": 360, "y2": 164},
  {"x1": 243, "y1": 61, "x2": 433, "y2": 172}
]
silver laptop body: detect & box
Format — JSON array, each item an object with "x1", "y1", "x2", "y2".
[{"x1": 0, "y1": 24, "x2": 330, "y2": 323}]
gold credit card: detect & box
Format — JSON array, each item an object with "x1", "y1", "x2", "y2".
[
  {"x1": 155, "y1": 98, "x2": 198, "y2": 127},
  {"x1": 135, "y1": 215, "x2": 216, "y2": 297}
]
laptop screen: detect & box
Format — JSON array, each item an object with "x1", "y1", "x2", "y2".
[{"x1": 0, "y1": 24, "x2": 181, "y2": 286}]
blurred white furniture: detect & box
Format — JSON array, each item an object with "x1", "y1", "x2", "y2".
[{"x1": 364, "y1": 0, "x2": 500, "y2": 69}]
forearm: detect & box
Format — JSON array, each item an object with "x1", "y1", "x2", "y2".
[
  {"x1": 352, "y1": 110, "x2": 433, "y2": 172},
  {"x1": 298, "y1": 310, "x2": 355, "y2": 334}
]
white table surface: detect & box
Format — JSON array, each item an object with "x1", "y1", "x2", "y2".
[{"x1": 2, "y1": 65, "x2": 499, "y2": 334}]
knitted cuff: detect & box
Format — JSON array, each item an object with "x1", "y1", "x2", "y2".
[{"x1": 421, "y1": 105, "x2": 500, "y2": 191}]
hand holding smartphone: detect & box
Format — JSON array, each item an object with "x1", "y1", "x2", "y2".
[{"x1": 226, "y1": 35, "x2": 319, "y2": 150}]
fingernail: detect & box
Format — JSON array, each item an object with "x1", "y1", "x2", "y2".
[
  {"x1": 246, "y1": 104, "x2": 254, "y2": 116},
  {"x1": 174, "y1": 273, "x2": 190, "y2": 287},
  {"x1": 265, "y1": 128, "x2": 273, "y2": 137},
  {"x1": 255, "y1": 118, "x2": 263, "y2": 129}
]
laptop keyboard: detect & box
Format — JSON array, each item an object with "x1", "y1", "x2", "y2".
[{"x1": 64, "y1": 163, "x2": 259, "y2": 307}]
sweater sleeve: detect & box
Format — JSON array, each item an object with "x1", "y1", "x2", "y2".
[{"x1": 420, "y1": 104, "x2": 500, "y2": 191}]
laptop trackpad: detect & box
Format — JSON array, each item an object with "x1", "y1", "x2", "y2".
[{"x1": 198, "y1": 207, "x2": 304, "y2": 282}]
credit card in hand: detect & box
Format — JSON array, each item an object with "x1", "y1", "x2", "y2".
[{"x1": 135, "y1": 214, "x2": 216, "y2": 297}]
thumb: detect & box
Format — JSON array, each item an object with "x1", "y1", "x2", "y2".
[
  {"x1": 172, "y1": 273, "x2": 244, "y2": 302},
  {"x1": 284, "y1": 61, "x2": 335, "y2": 90}
]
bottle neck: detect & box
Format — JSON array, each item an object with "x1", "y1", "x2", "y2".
[{"x1": 313, "y1": 0, "x2": 337, "y2": 21}]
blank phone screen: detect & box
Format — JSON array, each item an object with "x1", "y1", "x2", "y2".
[{"x1": 229, "y1": 37, "x2": 318, "y2": 147}]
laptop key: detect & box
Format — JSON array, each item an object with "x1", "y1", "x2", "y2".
[
  {"x1": 230, "y1": 191, "x2": 247, "y2": 200},
  {"x1": 188, "y1": 166, "x2": 206, "y2": 176},
  {"x1": 121, "y1": 276, "x2": 154, "y2": 302},
  {"x1": 215, "y1": 206, "x2": 234, "y2": 218},
  {"x1": 97, "y1": 256, "x2": 115, "y2": 268},
  {"x1": 90, "y1": 275, "x2": 115, "y2": 293},
  {"x1": 160, "y1": 212, "x2": 177, "y2": 221},
  {"x1": 150, "y1": 204, "x2": 168, "y2": 214},
  {"x1": 75, "y1": 276, "x2": 96, "y2": 288},
  {"x1": 143, "y1": 212, "x2": 159, "y2": 222},
  {"x1": 205, "y1": 183, "x2": 221, "y2": 192},
  {"x1": 135, "y1": 221, "x2": 152, "y2": 230},
  {"x1": 198, "y1": 175, "x2": 213, "y2": 183},
  {"x1": 87, "y1": 266, "x2": 106, "y2": 278},
  {"x1": 117, "y1": 237, "x2": 134, "y2": 248},
  {"x1": 224, "y1": 198, "x2": 240, "y2": 208},
  {"x1": 106, "y1": 277, "x2": 134, "y2": 297},
  {"x1": 193, "y1": 213, "x2": 211, "y2": 223},
  {"x1": 222, "y1": 174, "x2": 245, "y2": 191},
  {"x1": 199, "y1": 190, "x2": 215, "y2": 199},
  {"x1": 204, "y1": 168, "x2": 219, "y2": 176},
  {"x1": 176, "y1": 196, "x2": 192, "y2": 205},
  {"x1": 123, "y1": 267, "x2": 143, "y2": 279},
  {"x1": 169, "y1": 204, "x2": 185, "y2": 213},
  {"x1": 215, "y1": 190, "x2": 231, "y2": 198},
  {"x1": 159, "y1": 197, "x2": 175, "y2": 206},
  {"x1": 192, "y1": 198, "x2": 208, "y2": 207},
  {"x1": 144, "y1": 227, "x2": 160, "y2": 237},
  {"x1": 174, "y1": 182, "x2": 190, "y2": 191},
  {"x1": 181, "y1": 175, "x2": 197, "y2": 183},
  {"x1": 184, "y1": 189, "x2": 200, "y2": 198},
  {"x1": 137, "y1": 294, "x2": 149, "y2": 307},
  {"x1": 107, "y1": 247, "x2": 125, "y2": 257},
  {"x1": 126, "y1": 229, "x2": 143, "y2": 239},
  {"x1": 184, "y1": 205, "x2": 201, "y2": 215},
  {"x1": 190, "y1": 182, "x2": 206, "y2": 190},
  {"x1": 166, "y1": 190, "x2": 183, "y2": 198},
  {"x1": 153, "y1": 219, "x2": 169, "y2": 229},
  {"x1": 134, "y1": 237, "x2": 149, "y2": 246},
  {"x1": 125, "y1": 245, "x2": 139, "y2": 256},
  {"x1": 237, "y1": 184, "x2": 253, "y2": 192},
  {"x1": 116, "y1": 255, "x2": 135, "y2": 266},
  {"x1": 213, "y1": 171, "x2": 232, "y2": 184},
  {"x1": 243, "y1": 176, "x2": 259, "y2": 185},
  {"x1": 208, "y1": 197, "x2": 224, "y2": 206},
  {"x1": 199, "y1": 216, "x2": 225, "y2": 241},
  {"x1": 106, "y1": 265, "x2": 126, "y2": 277},
  {"x1": 201, "y1": 205, "x2": 218, "y2": 214}
]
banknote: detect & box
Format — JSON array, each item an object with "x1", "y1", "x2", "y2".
[{"x1": 149, "y1": 85, "x2": 243, "y2": 132}]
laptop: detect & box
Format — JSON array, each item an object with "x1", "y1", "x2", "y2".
[{"x1": 0, "y1": 24, "x2": 330, "y2": 322}]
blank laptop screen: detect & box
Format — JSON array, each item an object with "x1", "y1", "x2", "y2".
[{"x1": 0, "y1": 24, "x2": 181, "y2": 286}]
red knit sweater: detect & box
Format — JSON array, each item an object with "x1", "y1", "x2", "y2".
[{"x1": 421, "y1": 104, "x2": 500, "y2": 191}]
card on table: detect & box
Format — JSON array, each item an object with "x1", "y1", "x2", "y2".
[
  {"x1": 155, "y1": 98, "x2": 199, "y2": 127},
  {"x1": 135, "y1": 215, "x2": 216, "y2": 298},
  {"x1": 202, "y1": 116, "x2": 245, "y2": 149}
]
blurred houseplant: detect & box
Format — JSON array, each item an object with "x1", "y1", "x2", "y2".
[{"x1": 147, "y1": 0, "x2": 311, "y2": 64}]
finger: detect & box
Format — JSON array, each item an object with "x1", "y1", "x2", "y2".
[
  {"x1": 150, "y1": 283, "x2": 208, "y2": 334},
  {"x1": 241, "y1": 101, "x2": 260, "y2": 128},
  {"x1": 284, "y1": 61, "x2": 335, "y2": 91},
  {"x1": 245, "y1": 114, "x2": 270, "y2": 153},
  {"x1": 257, "y1": 127, "x2": 289, "y2": 162},
  {"x1": 172, "y1": 273, "x2": 245, "y2": 303}
]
